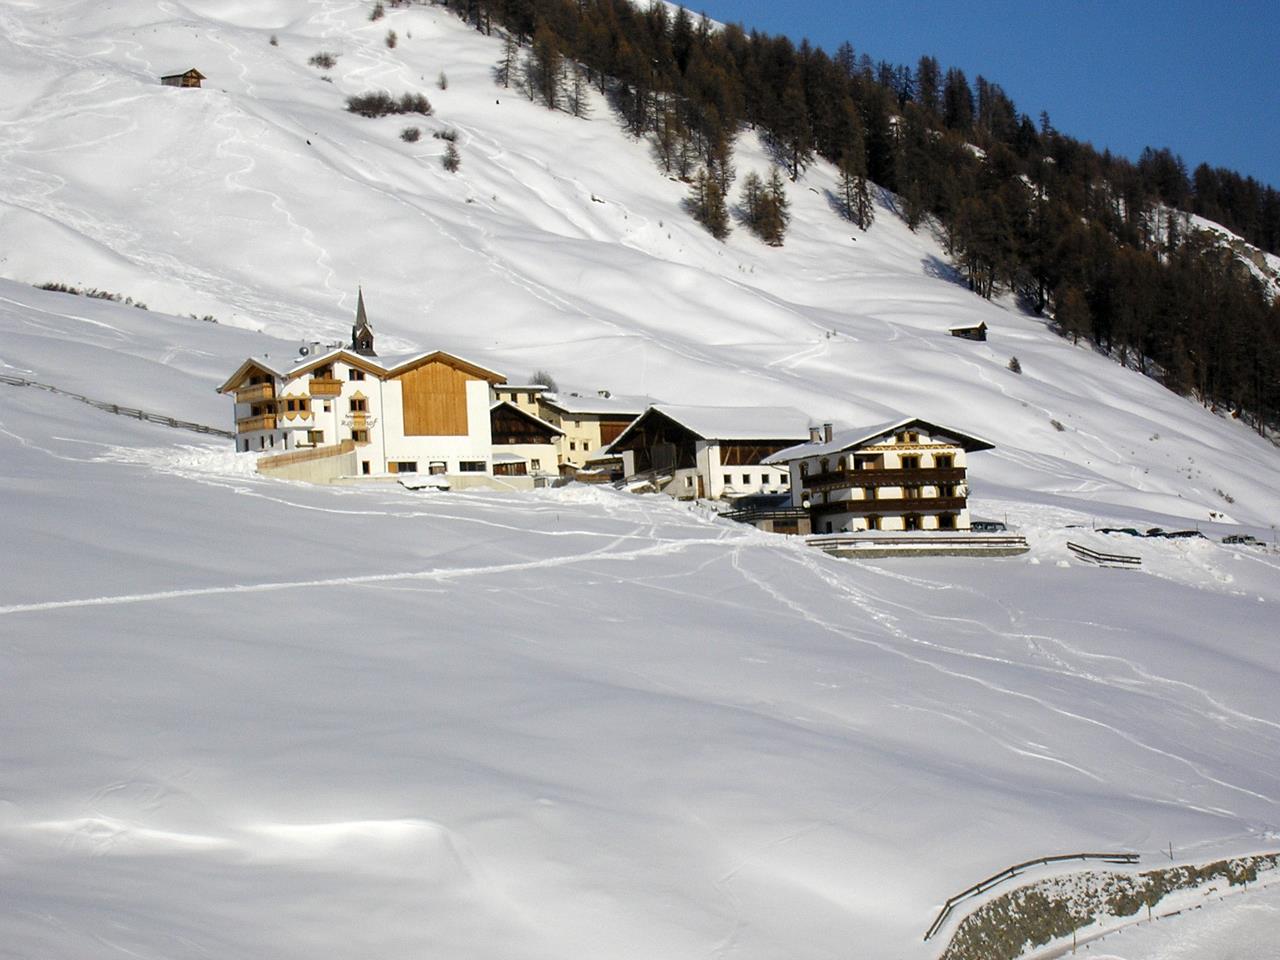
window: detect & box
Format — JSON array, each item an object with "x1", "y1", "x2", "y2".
[
  {"x1": 241, "y1": 439, "x2": 249, "y2": 452},
  {"x1": 362, "y1": 460, "x2": 371, "y2": 475},
  {"x1": 939, "y1": 483, "x2": 956, "y2": 498},
  {"x1": 863, "y1": 486, "x2": 876, "y2": 500},
  {"x1": 905, "y1": 514, "x2": 921, "y2": 531},
  {"x1": 939, "y1": 514, "x2": 956, "y2": 530},
  {"x1": 429, "y1": 462, "x2": 447, "y2": 475},
  {"x1": 307, "y1": 429, "x2": 324, "y2": 444},
  {"x1": 258, "y1": 436, "x2": 265, "y2": 450},
  {"x1": 350, "y1": 397, "x2": 368, "y2": 413},
  {"x1": 799, "y1": 462, "x2": 808, "y2": 477},
  {"x1": 569, "y1": 441, "x2": 577, "y2": 451},
  {"x1": 742, "y1": 473, "x2": 750, "y2": 485},
  {"x1": 904, "y1": 485, "x2": 921, "y2": 500},
  {"x1": 582, "y1": 440, "x2": 590, "y2": 450},
  {"x1": 393, "y1": 461, "x2": 418, "y2": 473},
  {"x1": 685, "y1": 476, "x2": 694, "y2": 488},
  {"x1": 526, "y1": 393, "x2": 534, "y2": 404},
  {"x1": 723, "y1": 474, "x2": 732, "y2": 485},
  {"x1": 348, "y1": 368, "x2": 365, "y2": 381},
  {"x1": 351, "y1": 429, "x2": 369, "y2": 443},
  {"x1": 459, "y1": 461, "x2": 486, "y2": 472},
  {"x1": 935, "y1": 454, "x2": 953, "y2": 470},
  {"x1": 867, "y1": 515, "x2": 881, "y2": 531},
  {"x1": 531, "y1": 459, "x2": 541, "y2": 470},
  {"x1": 902, "y1": 455, "x2": 921, "y2": 470},
  {"x1": 820, "y1": 459, "x2": 829, "y2": 473},
  {"x1": 323, "y1": 402, "x2": 332, "y2": 413}
]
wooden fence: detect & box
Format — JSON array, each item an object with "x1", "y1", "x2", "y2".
[
  {"x1": 924, "y1": 851, "x2": 1140, "y2": 941},
  {"x1": 1066, "y1": 541, "x2": 1142, "y2": 568},
  {"x1": 0, "y1": 372, "x2": 233, "y2": 439}
]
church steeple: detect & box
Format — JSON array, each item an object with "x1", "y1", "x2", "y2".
[{"x1": 351, "y1": 286, "x2": 376, "y2": 356}]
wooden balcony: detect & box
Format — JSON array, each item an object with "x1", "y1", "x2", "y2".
[
  {"x1": 812, "y1": 495, "x2": 968, "y2": 516},
  {"x1": 803, "y1": 466, "x2": 966, "y2": 494},
  {"x1": 309, "y1": 378, "x2": 343, "y2": 397},
  {"x1": 235, "y1": 382, "x2": 275, "y2": 404},
  {"x1": 237, "y1": 414, "x2": 277, "y2": 433}
]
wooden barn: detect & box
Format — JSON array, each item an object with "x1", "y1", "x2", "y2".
[
  {"x1": 160, "y1": 68, "x2": 206, "y2": 88},
  {"x1": 606, "y1": 404, "x2": 811, "y2": 500},
  {"x1": 948, "y1": 322, "x2": 987, "y2": 342}
]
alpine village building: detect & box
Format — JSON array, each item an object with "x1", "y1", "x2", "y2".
[
  {"x1": 763, "y1": 418, "x2": 995, "y2": 534},
  {"x1": 605, "y1": 404, "x2": 812, "y2": 500}
]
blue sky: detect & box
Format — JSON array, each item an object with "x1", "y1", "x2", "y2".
[{"x1": 687, "y1": 1, "x2": 1279, "y2": 188}]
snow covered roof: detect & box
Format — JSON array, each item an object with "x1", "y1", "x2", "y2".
[
  {"x1": 948, "y1": 322, "x2": 987, "y2": 332},
  {"x1": 219, "y1": 348, "x2": 505, "y2": 392},
  {"x1": 495, "y1": 383, "x2": 551, "y2": 392},
  {"x1": 607, "y1": 405, "x2": 813, "y2": 451},
  {"x1": 762, "y1": 417, "x2": 996, "y2": 464},
  {"x1": 652, "y1": 404, "x2": 812, "y2": 441},
  {"x1": 541, "y1": 392, "x2": 651, "y2": 416}
]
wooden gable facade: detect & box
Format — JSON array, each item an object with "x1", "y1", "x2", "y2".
[
  {"x1": 607, "y1": 408, "x2": 699, "y2": 474},
  {"x1": 491, "y1": 402, "x2": 562, "y2": 445},
  {"x1": 391, "y1": 352, "x2": 504, "y2": 438}
]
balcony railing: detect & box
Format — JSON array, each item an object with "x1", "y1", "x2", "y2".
[
  {"x1": 236, "y1": 414, "x2": 277, "y2": 433},
  {"x1": 309, "y1": 378, "x2": 343, "y2": 397},
  {"x1": 235, "y1": 382, "x2": 275, "y2": 404},
  {"x1": 811, "y1": 495, "x2": 968, "y2": 516},
  {"x1": 802, "y1": 466, "x2": 966, "y2": 494}
]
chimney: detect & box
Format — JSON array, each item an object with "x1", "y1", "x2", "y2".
[
  {"x1": 809, "y1": 426, "x2": 822, "y2": 444},
  {"x1": 823, "y1": 422, "x2": 833, "y2": 443}
]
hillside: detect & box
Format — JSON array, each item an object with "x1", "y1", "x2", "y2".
[{"x1": 2, "y1": 2, "x2": 1280, "y2": 958}]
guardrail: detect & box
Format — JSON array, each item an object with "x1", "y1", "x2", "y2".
[
  {"x1": 807, "y1": 533, "x2": 1029, "y2": 550},
  {"x1": 1066, "y1": 541, "x2": 1142, "y2": 568},
  {"x1": 924, "y1": 851, "x2": 1140, "y2": 942},
  {"x1": 0, "y1": 372, "x2": 234, "y2": 439}
]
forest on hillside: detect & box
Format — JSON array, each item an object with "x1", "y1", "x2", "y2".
[{"x1": 431, "y1": 0, "x2": 1280, "y2": 434}]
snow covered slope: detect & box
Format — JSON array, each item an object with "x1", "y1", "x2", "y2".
[
  {"x1": 2, "y1": 0, "x2": 1278, "y2": 528},
  {"x1": 2, "y1": 3, "x2": 1280, "y2": 958}
]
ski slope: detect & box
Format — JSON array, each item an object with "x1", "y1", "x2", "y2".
[{"x1": 2, "y1": 2, "x2": 1280, "y2": 958}]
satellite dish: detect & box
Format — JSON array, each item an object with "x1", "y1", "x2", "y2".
[{"x1": 299, "y1": 345, "x2": 310, "y2": 356}]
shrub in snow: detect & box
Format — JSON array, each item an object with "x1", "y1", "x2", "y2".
[
  {"x1": 529, "y1": 369, "x2": 559, "y2": 392},
  {"x1": 385, "y1": 29, "x2": 397, "y2": 49},
  {"x1": 369, "y1": 2, "x2": 384, "y2": 21},
  {"x1": 1008, "y1": 356, "x2": 1022, "y2": 374},
  {"x1": 345, "y1": 91, "x2": 432, "y2": 118},
  {"x1": 433, "y1": 127, "x2": 458, "y2": 142},
  {"x1": 443, "y1": 142, "x2": 461, "y2": 172},
  {"x1": 400, "y1": 126, "x2": 421, "y2": 143},
  {"x1": 437, "y1": 71, "x2": 448, "y2": 90},
  {"x1": 308, "y1": 52, "x2": 338, "y2": 69},
  {"x1": 269, "y1": 34, "x2": 279, "y2": 47}
]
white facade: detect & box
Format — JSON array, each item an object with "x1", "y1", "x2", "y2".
[
  {"x1": 220, "y1": 349, "x2": 504, "y2": 480},
  {"x1": 765, "y1": 419, "x2": 994, "y2": 534}
]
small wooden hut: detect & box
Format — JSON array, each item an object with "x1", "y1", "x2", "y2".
[{"x1": 160, "y1": 69, "x2": 206, "y2": 88}]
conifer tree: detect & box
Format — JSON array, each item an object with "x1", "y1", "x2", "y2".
[
  {"x1": 762, "y1": 167, "x2": 791, "y2": 245},
  {"x1": 531, "y1": 22, "x2": 563, "y2": 110},
  {"x1": 495, "y1": 33, "x2": 519, "y2": 88},
  {"x1": 689, "y1": 168, "x2": 729, "y2": 240},
  {"x1": 777, "y1": 72, "x2": 813, "y2": 180}
]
